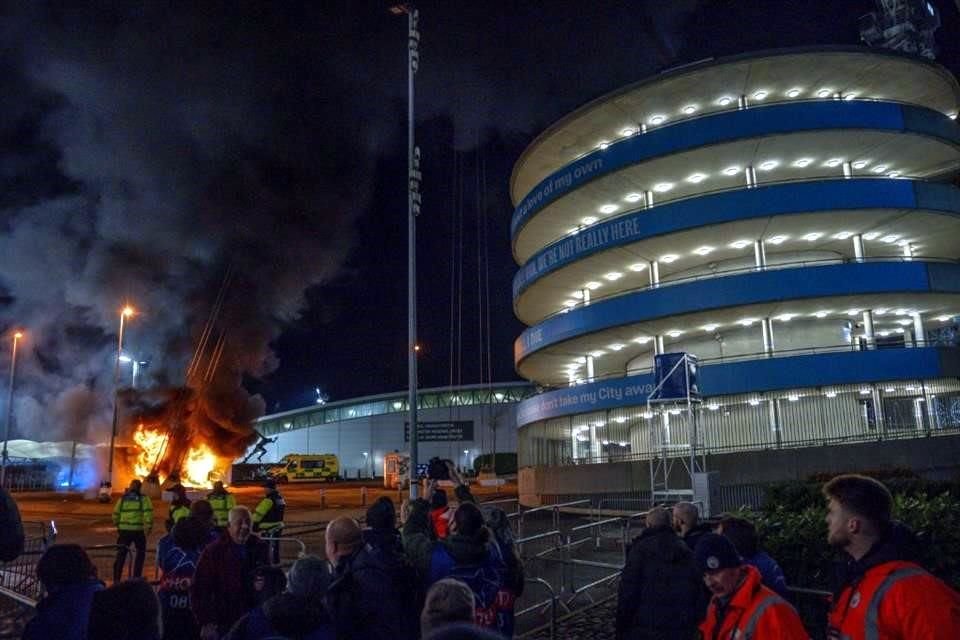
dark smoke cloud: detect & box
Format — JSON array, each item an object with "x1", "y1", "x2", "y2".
[{"x1": 0, "y1": 3, "x2": 385, "y2": 444}]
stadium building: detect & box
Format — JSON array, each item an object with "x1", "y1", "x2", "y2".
[
  {"x1": 249, "y1": 382, "x2": 534, "y2": 479},
  {"x1": 509, "y1": 47, "x2": 960, "y2": 505}
]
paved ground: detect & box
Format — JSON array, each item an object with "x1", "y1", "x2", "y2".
[{"x1": 525, "y1": 597, "x2": 616, "y2": 640}]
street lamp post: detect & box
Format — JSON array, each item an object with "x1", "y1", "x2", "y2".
[
  {"x1": 1, "y1": 330, "x2": 23, "y2": 488},
  {"x1": 106, "y1": 306, "x2": 135, "y2": 486},
  {"x1": 391, "y1": 2, "x2": 421, "y2": 499}
]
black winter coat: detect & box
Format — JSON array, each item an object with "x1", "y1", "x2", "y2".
[
  {"x1": 325, "y1": 528, "x2": 419, "y2": 640},
  {"x1": 615, "y1": 525, "x2": 702, "y2": 640}
]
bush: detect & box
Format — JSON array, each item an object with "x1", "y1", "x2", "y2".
[{"x1": 472, "y1": 453, "x2": 517, "y2": 475}]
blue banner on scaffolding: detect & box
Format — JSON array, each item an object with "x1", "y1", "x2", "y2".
[{"x1": 654, "y1": 353, "x2": 700, "y2": 400}]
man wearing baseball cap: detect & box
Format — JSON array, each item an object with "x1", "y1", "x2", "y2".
[{"x1": 695, "y1": 532, "x2": 808, "y2": 639}]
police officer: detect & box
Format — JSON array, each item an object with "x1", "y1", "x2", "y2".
[
  {"x1": 112, "y1": 479, "x2": 153, "y2": 582},
  {"x1": 207, "y1": 480, "x2": 236, "y2": 530},
  {"x1": 167, "y1": 484, "x2": 191, "y2": 530},
  {"x1": 252, "y1": 479, "x2": 285, "y2": 563}
]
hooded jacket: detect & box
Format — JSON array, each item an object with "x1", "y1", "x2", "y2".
[
  {"x1": 23, "y1": 578, "x2": 104, "y2": 640},
  {"x1": 326, "y1": 527, "x2": 418, "y2": 640},
  {"x1": 616, "y1": 525, "x2": 702, "y2": 640},
  {"x1": 829, "y1": 522, "x2": 960, "y2": 639}
]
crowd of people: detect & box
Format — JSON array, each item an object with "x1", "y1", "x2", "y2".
[
  {"x1": 615, "y1": 474, "x2": 960, "y2": 639},
  {"x1": 10, "y1": 473, "x2": 960, "y2": 639}
]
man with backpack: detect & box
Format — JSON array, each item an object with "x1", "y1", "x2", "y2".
[{"x1": 325, "y1": 501, "x2": 419, "y2": 640}]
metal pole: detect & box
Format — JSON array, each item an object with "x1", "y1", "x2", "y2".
[
  {"x1": 1, "y1": 333, "x2": 22, "y2": 487},
  {"x1": 406, "y1": 6, "x2": 421, "y2": 500},
  {"x1": 107, "y1": 313, "x2": 126, "y2": 484}
]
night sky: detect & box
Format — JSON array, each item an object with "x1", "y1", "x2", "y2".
[{"x1": 2, "y1": 1, "x2": 960, "y2": 437}]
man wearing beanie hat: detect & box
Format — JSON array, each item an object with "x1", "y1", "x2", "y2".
[
  {"x1": 695, "y1": 533, "x2": 808, "y2": 639},
  {"x1": 225, "y1": 555, "x2": 334, "y2": 640}
]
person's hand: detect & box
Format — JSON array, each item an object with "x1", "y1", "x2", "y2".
[{"x1": 200, "y1": 623, "x2": 219, "y2": 640}]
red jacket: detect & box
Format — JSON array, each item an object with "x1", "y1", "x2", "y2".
[
  {"x1": 699, "y1": 564, "x2": 808, "y2": 640},
  {"x1": 829, "y1": 559, "x2": 960, "y2": 639},
  {"x1": 430, "y1": 507, "x2": 450, "y2": 539},
  {"x1": 190, "y1": 531, "x2": 269, "y2": 634}
]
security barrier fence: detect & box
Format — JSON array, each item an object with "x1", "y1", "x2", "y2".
[{"x1": 519, "y1": 376, "x2": 960, "y2": 467}]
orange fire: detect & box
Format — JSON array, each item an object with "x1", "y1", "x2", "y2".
[{"x1": 132, "y1": 423, "x2": 223, "y2": 487}]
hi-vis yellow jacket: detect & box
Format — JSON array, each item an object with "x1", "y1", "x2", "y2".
[{"x1": 113, "y1": 490, "x2": 153, "y2": 532}]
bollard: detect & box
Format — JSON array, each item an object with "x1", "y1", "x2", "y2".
[
  {"x1": 361, "y1": 486, "x2": 367, "y2": 506},
  {"x1": 319, "y1": 488, "x2": 326, "y2": 510}
]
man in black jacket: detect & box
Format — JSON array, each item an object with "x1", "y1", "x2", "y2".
[
  {"x1": 325, "y1": 499, "x2": 418, "y2": 640},
  {"x1": 616, "y1": 506, "x2": 702, "y2": 640},
  {"x1": 673, "y1": 502, "x2": 711, "y2": 551}
]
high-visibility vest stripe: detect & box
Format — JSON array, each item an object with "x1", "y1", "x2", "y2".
[
  {"x1": 741, "y1": 593, "x2": 791, "y2": 639},
  {"x1": 864, "y1": 567, "x2": 927, "y2": 640}
]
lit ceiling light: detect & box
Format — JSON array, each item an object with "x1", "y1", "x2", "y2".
[
  {"x1": 604, "y1": 271, "x2": 623, "y2": 281},
  {"x1": 566, "y1": 227, "x2": 580, "y2": 235},
  {"x1": 786, "y1": 88, "x2": 802, "y2": 98},
  {"x1": 748, "y1": 398, "x2": 761, "y2": 406},
  {"x1": 693, "y1": 245, "x2": 715, "y2": 256},
  {"x1": 802, "y1": 232, "x2": 823, "y2": 242},
  {"x1": 859, "y1": 388, "x2": 871, "y2": 395},
  {"x1": 717, "y1": 96, "x2": 733, "y2": 106},
  {"x1": 817, "y1": 88, "x2": 832, "y2": 98},
  {"x1": 599, "y1": 204, "x2": 619, "y2": 214},
  {"x1": 895, "y1": 327, "x2": 905, "y2": 334},
  {"x1": 936, "y1": 315, "x2": 951, "y2": 322},
  {"x1": 614, "y1": 416, "x2": 627, "y2": 424},
  {"x1": 649, "y1": 114, "x2": 666, "y2": 125},
  {"x1": 738, "y1": 318, "x2": 757, "y2": 327},
  {"x1": 881, "y1": 235, "x2": 900, "y2": 244},
  {"x1": 562, "y1": 300, "x2": 577, "y2": 308},
  {"x1": 585, "y1": 281, "x2": 602, "y2": 290},
  {"x1": 787, "y1": 394, "x2": 799, "y2": 402},
  {"x1": 844, "y1": 93, "x2": 858, "y2": 101},
  {"x1": 571, "y1": 290, "x2": 584, "y2": 300},
  {"x1": 792, "y1": 158, "x2": 813, "y2": 168},
  {"x1": 686, "y1": 173, "x2": 708, "y2": 184},
  {"x1": 608, "y1": 343, "x2": 625, "y2": 351},
  {"x1": 620, "y1": 127, "x2": 637, "y2": 137},
  {"x1": 722, "y1": 165, "x2": 741, "y2": 176},
  {"x1": 846, "y1": 308, "x2": 861, "y2": 316},
  {"x1": 681, "y1": 104, "x2": 698, "y2": 115},
  {"x1": 950, "y1": 112, "x2": 958, "y2": 120},
  {"x1": 871, "y1": 165, "x2": 889, "y2": 174},
  {"x1": 581, "y1": 216, "x2": 598, "y2": 225},
  {"x1": 729, "y1": 239, "x2": 752, "y2": 249},
  {"x1": 874, "y1": 307, "x2": 887, "y2": 315},
  {"x1": 589, "y1": 350, "x2": 606, "y2": 358},
  {"x1": 863, "y1": 231, "x2": 880, "y2": 240},
  {"x1": 642, "y1": 411, "x2": 654, "y2": 419},
  {"x1": 905, "y1": 386, "x2": 916, "y2": 392},
  {"x1": 896, "y1": 318, "x2": 912, "y2": 326},
  {"x1": 659, "y1": 254, "x2": 679, "y2": 263},
  {"x1": 666, "y1": 329, "x2": 684, "y2": 338},
  {"x1": 825, "y1": 391, "x2": 838, "y2": 398},
  {"x1": 892, "y1": 308, "x2": 908, "y2": 315},
  {"x1": 884, "y1": 387, "x2": 895, "y2": 393},
  {"x1": 752, "y1": 90, "x2": 768, "y2": 100},
  {"x1": 623, "y1": 192, "x2": 643, "y2": 203},
  {"x1": 878, "y1": 330, "x2": 891, "y2": 337},
  {"x1": 597, "y1": 141, "x2": 610, "y2": 150},
  {"x1": 628, "y1": 263, "x2": 647, "y2": 272},
  {"x1": 601, "y1": 439, "x2": 610, "y2": 445},
  {"x1": 852, "y1": 160, "x2": 869, "y2": 169},
  {"x1": 669, "y1": 408, "x2": 681, "y2": 416},
  {"x1": 833, "y1": 231, "x2": 854, "y2": 240},
  {"x1": 813, "y1": 310, "x2": 830, "y2": 318},
  {"x1": 653, "y1": 182, "x2": 674, "y2": 193},
  {"x1": 887, "y1": 171, "x2": 900, "y2": 178},
  {"x1": 701, "y1": 323, "x2": 720, "y2": 332},
  {"x1": 758, "y1": 160, "x2": 779, "y2": 171},
  {"x1": 767, "y1": 235, "x2": 788, "y2": 245},
  {"x1": 633, "y1": 336, "x2": 652, "y2": 344},
  {"x1": 708, "y1": 403, "x2": 720, "y2": 411},
  {"x1": 823, "y1": 158, "x2": 844, "y2": 168},
  {"x1": 896, "y1": 239, "x2": 910, "y2": 247},
  {"x1": 776, "y1": 313, "x2": 797, "y2": 322}
]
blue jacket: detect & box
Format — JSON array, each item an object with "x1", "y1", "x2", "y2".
[
  {"x1": 23, "y1": 579, "x2": 104, "y2": 640},
  {"x1": 225, "y1": 593, "x2": 335, "y2": 640},
  {"x1": 746, "y1": 551, "x2": 789, "y2": 598}
]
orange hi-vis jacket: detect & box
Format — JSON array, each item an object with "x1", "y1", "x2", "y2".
[
  {"x1": 829, "y1": 559, "x2": 960, "y2": 640},
  {"x1": 699, "y1": 564, "x2": 809, "y2": 640}
]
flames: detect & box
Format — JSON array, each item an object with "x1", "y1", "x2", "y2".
[{"x1": 132, "y1": 423, "x2": 223, "y2": 487}]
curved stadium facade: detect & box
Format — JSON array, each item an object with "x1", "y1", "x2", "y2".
[{"x1": 510, "y1": 48, "x2": 960, "y2": 500}]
